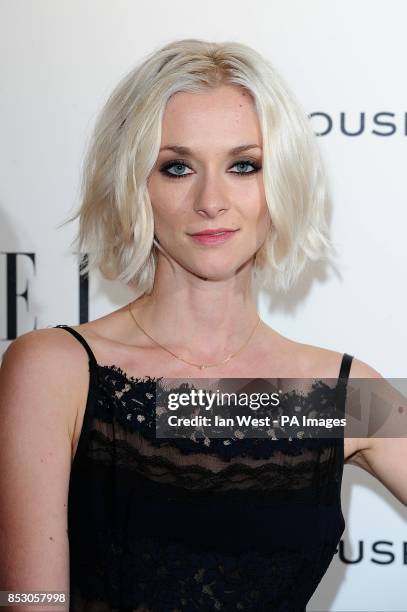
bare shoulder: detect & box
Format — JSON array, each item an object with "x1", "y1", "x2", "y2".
[
  {"x1": 261, "y1": 327, "x2": 350, "y2": 378},
  {"x1": 2, "y1": 326, "x2": 91, "y2": 386},
  {"x1": 1, "y1": 327, "x2": 91, "y2": 451},
  {"x1": 338, "y1": 354, "x2": 384, "y2": 467},
  {"x1": 261, "y1": 329, "x2": 385, "y2": 464},
  {"x1": 266, "y1": 326, "x2": 382, "y2": 380},
  {"x1": 3, "y1": 326, "x2": 84, "y2": 366}
]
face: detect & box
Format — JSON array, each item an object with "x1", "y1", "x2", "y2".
[{"x1": 147, "y1": 84, "x2": 271, "y2": 282}]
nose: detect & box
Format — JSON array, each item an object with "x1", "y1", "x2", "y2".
[{"x1": 193, "y1": 170, "x2": 230, "y2": 218}]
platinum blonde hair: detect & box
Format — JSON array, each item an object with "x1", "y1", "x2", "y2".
[{"x1": 59, "y1": 38, "x2": 334, "y2": 295}]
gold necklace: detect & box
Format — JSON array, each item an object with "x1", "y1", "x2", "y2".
[{"x1": 127, "y1": 302, "x2": 261, "y2": 370}]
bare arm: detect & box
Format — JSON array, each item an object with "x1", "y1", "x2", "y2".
[
  {"x1": 345, "y1": 357, "x2": 407, "y2": 507},
  {"x1": 0, "y1": 330, "x2": 80, "y2": 610}
]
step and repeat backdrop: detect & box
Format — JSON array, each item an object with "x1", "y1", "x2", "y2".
[{"x1": 1, "y1": 1, "x2": 406, "y2": 610}]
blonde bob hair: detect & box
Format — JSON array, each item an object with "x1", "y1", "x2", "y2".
[{"x1": 60, "y1": 38, "x2": 334, "y2": 294}]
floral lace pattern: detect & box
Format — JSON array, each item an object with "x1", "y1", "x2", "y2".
[
  {"x1": 67, "y1": 363, "x2": 346, "y2": 612},
  {"x1": 70, "y1": 536, "x2": 341, "y2": 612}
]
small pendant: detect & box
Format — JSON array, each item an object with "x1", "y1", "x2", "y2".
[{"x1": 200, "y1": 364, "x2": 206, "y2": 370}]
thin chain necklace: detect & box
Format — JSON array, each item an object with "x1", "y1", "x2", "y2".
[{"x1": 127, "y1": 302, "x2": 261, "y2": 370}]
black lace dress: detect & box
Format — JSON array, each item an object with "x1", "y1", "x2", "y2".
[{"x1": 55, "y1": 324, "x2": 353, "y2": 612}]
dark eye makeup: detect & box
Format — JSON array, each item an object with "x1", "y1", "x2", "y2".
[{"x1": 159, "y1": 158, "x2": 262, "y2": 179}]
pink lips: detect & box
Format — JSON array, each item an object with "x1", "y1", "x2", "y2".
[{"x1": 189, "y1": 229, "x2": 239, "y2": 245}]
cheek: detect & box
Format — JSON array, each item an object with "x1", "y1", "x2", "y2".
[
  {"x1": 255, "y1": 195, "x2": 271, "y2": 224},
  {"x1": 261, "y1": 205, "x2": 271, "y2": 227},
  {"x1": 257, "y1": 205, "x2": 272, "y2": 243},
  {"x1": 148, "y1": 176, "x2": 163, "y2": 208},
  {"x1": 148, "y1": 181, "x2": 174, "y2": 225},
  {"x1": 247, "y1": 178, "x2": 268, "y2": 221}
]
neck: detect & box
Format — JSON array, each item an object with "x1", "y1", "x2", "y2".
[{"x1": 129, "y1": 255, "x2": 260, "y2": 364}]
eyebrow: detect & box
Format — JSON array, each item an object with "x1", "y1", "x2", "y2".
[{"x1": 159, "y1": 144, "x2": 262, "y2": 155}]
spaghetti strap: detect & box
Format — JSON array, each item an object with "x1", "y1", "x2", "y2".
[
  {"x1": 54, "y1": 324, "x2": 98, "y2": 468},
  {"x1": 338, "y1": 352, "x2": 353, "y2": 382},
  {"x1": 54, "y1": 324, "x2": 97, "y2": 367},
  {"x1": 336, "y1": 352, "x2": 354, "y2": 413}
]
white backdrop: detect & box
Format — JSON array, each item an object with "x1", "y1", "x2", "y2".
[{"x1": 0, "y1": 1, "x2": 406, "y2": 610}]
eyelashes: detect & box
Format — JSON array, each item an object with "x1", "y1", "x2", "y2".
[{"x1": 159, "y1": 158, "x2": 262, "y2": 179}]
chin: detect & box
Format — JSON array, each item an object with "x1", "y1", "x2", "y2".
[
  {"x1": 191, "y1": 267, "x2": 245, "y2": 282},
  {"x1": 173, "y1": 250, "x2": 254, "y2": 280}
]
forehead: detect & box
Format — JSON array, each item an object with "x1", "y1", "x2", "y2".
[{"x1": 160, "y1": 85, "x2": 262, "y2": 147}]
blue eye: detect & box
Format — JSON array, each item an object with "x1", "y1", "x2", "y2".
[
  {"x1": 159, "y1": 158, "x2": 261, "y2": 179},
  {"x1": 230, "y1": 160, "x2": 260, "y2": 175},
  {"x1": 160, "y1": 160, "x2": 192, "y2": 178}
]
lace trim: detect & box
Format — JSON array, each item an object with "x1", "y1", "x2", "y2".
[
  {"x1": 79, "y1": 429, "x2": 339, "y2": 500},
  {"x1": 90, "y1": 364, "x2": 344, "y2": 459},
  {"x1": 70, "y1": 363, "x2": 344, "y2": 503}
]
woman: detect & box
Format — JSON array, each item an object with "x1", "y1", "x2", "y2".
[{"x1": 0, "y1": 38, "x2": 405, "y2": 611}]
